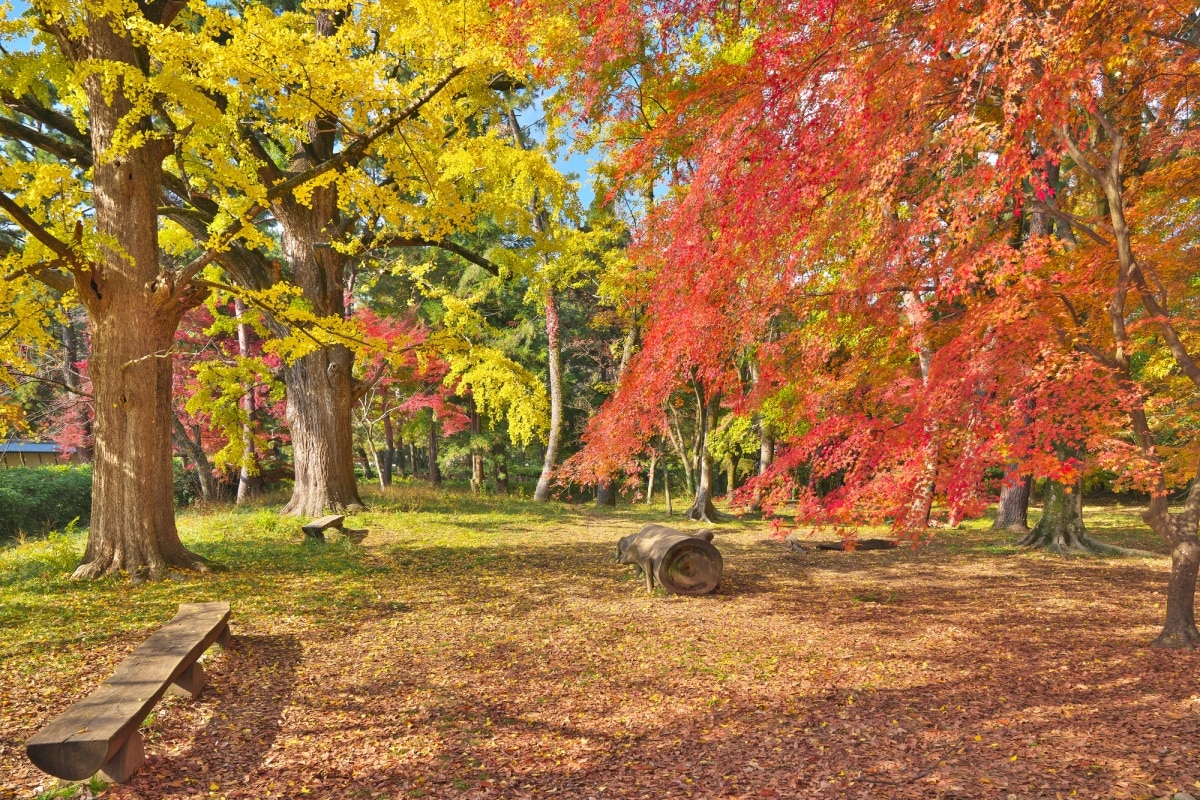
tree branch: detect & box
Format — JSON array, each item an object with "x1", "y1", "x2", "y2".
[
  {"x1": 372, "y1": 235, "x2": 501, "y2": 277},
  {"x1": 0, "y1": 191, "x2": 80, "y2": 267}
]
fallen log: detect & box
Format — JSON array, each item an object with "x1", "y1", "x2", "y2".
[
  {"x1": 785, "y1": 535, "x2": 899, "y2": 552},
  {"x1": 617, "y1": 524, "x2": 722, "y2": 595}
]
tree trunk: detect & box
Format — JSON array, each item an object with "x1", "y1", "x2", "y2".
[
  {"x1": 428, "y1": 412, "x2": 442, "y2": 486},
  {"x1": 470, "y1": 403, "x2": 485, "y2": 493},
  {"x1": 492, "y1": 440, "x2": 509, "y2": 494},
  {"x1": 664, "y1": 463, "x2": 673, "y2": 516},
  {"x1": 381, "y1": 414, "x2": 396, "y2": 485},
  {"x1": 726, "y1": 457, "x2": 736, "y2": 501},
  {"x1": 901, "y1": 291, "x2": 938, "y2": 532},
  {"x1": 596, "y1": 481, "x2": 617, "y2": 507},
  {"x1": 1155, "y1": 536, "x2": 1200, "y2": 648},
  {"x1": 534, "y1": 287, "x2": 563, "y2": 501},
  {"x1": 1018, "y1": 478, "x2": 1095, "y2": 553},
  {"x1": 60, "y1": 314, "x2": 93, "y2": 462},
  {"x1": 279, "y1": 345, "x2": 364, "y2": 516},
  {"x1": 71, "y1": 13, "x2": 206, "y2": 580},
  {"x1": 748, "y1": 421, "x2": 774, "y2": 513},
  {"x1": 172, "y1": 418, "x2": 219, "y2": 504},
  {"x1": 234, "y1": 298, "x2": 262, "y2": 505},
  {"x1": 686, "y1": 386, "x2": 722, "y2": 523},
  {"x1": 992, "y1": 470, "x2": 1031, "y2": 531},
  {"x1": 646, "y1": 451, "x2": 657, "y2": 504}
]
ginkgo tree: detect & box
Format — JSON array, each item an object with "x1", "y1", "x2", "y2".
[{"x1": 150, "y1": 0, "x2": 575, "y2": 515}]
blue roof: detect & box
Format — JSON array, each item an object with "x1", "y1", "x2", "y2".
[{"x1": 0, "y1": 440, "x2": 63, "y2": 454}]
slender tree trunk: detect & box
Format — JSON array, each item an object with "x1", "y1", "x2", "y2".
[
  {"x1": 70, "y1": 13, "x2": 205, "y2": 580},
  {"x1": 534, "y1": 287, "x2": 563, "y2": 501},
  {"x1": 470, "y1": 402, "x2": 485, "y2": 493},
  {"x1": 993, "y1": 469, "x2": 1031, "y2": 531},
  {"x1": 172, "y1": 418, "x2": 219, "y2": 504},
  {"x1": 381, "y1": 413, "x2": 396, "y2": 485},
  {"x1": 428, "y1": 412, "x2": 441, "y2": 486},
  {"x1": 726, "y1": 458, "x2": 737, "y2": 500},
  {"x1": 234, "y1": 298, "x2": 263, "y2": 505},
  {"x1": 646, "y1": 451, "x2": 657, "y2": 504},
  {"x1": 60, "y1": 315, "x2": 93, "y2": 462},
  {"x1": 686, "y1": 385, "x2": 722, "y2": 523},
  {"x1": 492, "y1": 440, "x2": 509, "y2": 494},
  {"x1": 902, "y1": 291, "x2": 938, "y2": 531},
  {"x1": 665, "y1": 463, "x2": 673, "y2": 516}
]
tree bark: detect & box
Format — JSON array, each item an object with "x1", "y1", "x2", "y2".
[
  {"x1": 1018, "y1": 478, "x2": 1096, "y2": 553},
  {"x1": 534, "y1": 287, "x2": 563, "y2": 501},
  {"x1": 664, "y1": 462, "x2": 673, "y2": 516},
  {"x1": 70, "y1": 11, "x2": 207, "y2": 580},
  {"x1": 279, "y1": 344, "x2": 364, "y2": 515},
  {"x1": 427, "y1": 412, "x2": 442, "y2": 486},
  {"x1": 470, "y1": 402, "x2": 485, "y2": 493},
  {"x1": 992, "y1": 470, "x2": 1031, "y2": 531},
  {"x1": 1156, "y1": 536, "x2": 1200, "y2": 648},
  {"x1": 381, "y1": 413, "x2": 396, "y2": 485},
  {"x1": 901, "y1": 291, "x2": 938, "y2": 531},
  {"x1": 686, "y1": 384, "x2": 722, "y2": 523},
  {"x1": 492, "y1": 439, "x2": 509, "y2": 494},
  {"x1": 596, "y1": 481, "x2": 617, "y2": 507},
  {"x1": 646, "y1": 451, "x2": 657, "y2": 504},
  {"x1": 234, "y1": 297, "x2": 262, "y2": 505}
]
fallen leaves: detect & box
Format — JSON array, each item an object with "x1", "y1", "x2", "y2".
[{"x1": 1, "y1": 492, "x2": 1197, "y2": 799}]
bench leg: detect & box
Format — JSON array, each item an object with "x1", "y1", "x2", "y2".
[
  {"x1": 100, "y1": 732, "x2": 145, "y2": 783},
  {"x1": 217, "y1": 622, "x2": 231, "y2": 649},
  {"x1": 167, "y1": 661, "x2": 206, "y2": 700}
]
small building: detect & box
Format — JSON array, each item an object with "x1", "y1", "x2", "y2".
[{"x1": 0, "y1": 440, "x2": 68, "y2": 468}]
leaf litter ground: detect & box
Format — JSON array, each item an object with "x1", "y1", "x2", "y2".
[{"x1": 1, "y1": 488, "x2": 1197, "y2": 799}]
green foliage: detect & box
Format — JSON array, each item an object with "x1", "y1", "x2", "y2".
[{"x1": 0, "y1": 466, "x2": 91, "y2": 539}]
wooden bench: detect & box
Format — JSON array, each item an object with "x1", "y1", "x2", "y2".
[
  {"x1": 301, "y1": 514, "x2": 344, "y2": 541},
  {"x1": 26, "y1": 602, "x2": 231, "y2": 783},
  {"x1": 301, "y1": 514, "x2": 367, "y2": 543}
]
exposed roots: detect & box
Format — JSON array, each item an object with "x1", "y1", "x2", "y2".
[
  {"x1": 72, "y1": 549, "x2": 216, "y2": 583},
  {"x1": 1017, "y1": 529, "x2": 1160, "y2": 558},
  {"x1": 1152, "y1": 624, "x2": 1200, "y2": 649}
]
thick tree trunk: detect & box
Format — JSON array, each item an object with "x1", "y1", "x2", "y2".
[
  {"x1": 993, "y1": 470, "x2": 1032, "y2": 531},
  {"x1": 1155, "y1": 536, "x2": 1200, "y2": 648},
  {"x1": 686, "y1": 387, "x2": 722, "y2": 523},
  {"x1": 71, "y1": 14, "x2": 204, "y2": 580},
  {"x1": 596, "y1": 482, "x2": 617, "y2": 507},
  {"x1": 1018, "y1": 478, "x2": 1096, "y2": 553},
  {"x1": 280, "y1": 345, "x2": 365, "y2": 516},
  {"x1": 534, "y1": 287, "x2": 563, "y2": 501}
]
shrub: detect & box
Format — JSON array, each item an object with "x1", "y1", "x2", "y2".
[{"x1": 0, "y1": 465, "x2": 92, "y2": 539}]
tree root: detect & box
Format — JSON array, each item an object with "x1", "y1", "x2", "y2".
[
  {"x1": 1016, "y1": 531, "x2": 1162, "y2": 559},
  {"x1": 1152, "y1": 625, "x2": 1200, "y2": 649}
]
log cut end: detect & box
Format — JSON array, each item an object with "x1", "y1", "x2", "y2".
[{"x1": 618, "y1": 524, "x2": 723, "y2": 596}]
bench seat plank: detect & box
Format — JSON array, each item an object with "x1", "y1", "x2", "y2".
[
  {"x1": 301, "y1": 514, "x2": 345, "y2": 539},
  {"x1": 26, "y1": 602, "x2": 230, "y2": 781}
]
